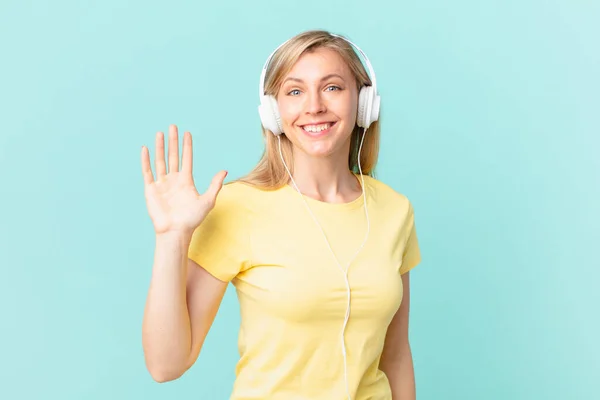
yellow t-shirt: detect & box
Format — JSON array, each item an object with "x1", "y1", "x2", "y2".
[{"x1": 188, "y1": 174, "x2": 421, "y2": 400}]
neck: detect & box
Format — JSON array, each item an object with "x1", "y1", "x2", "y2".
[{"x1": 289, "y1": 149, "x2": 361, "y2": 204}]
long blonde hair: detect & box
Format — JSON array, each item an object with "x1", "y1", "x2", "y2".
[{"x1": 236, "y1": 30, "x2": 381, "y2": 190}]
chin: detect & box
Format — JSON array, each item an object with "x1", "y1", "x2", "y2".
[
  {"x1": 303, "y1": 144, "x2": 336, "y2": 157},
  {"x1": 297, "y1": 137, "x2": 344, "y2": 158}
]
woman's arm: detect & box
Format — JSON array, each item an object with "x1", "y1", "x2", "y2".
[
  {"x1": 140, "y1": 125, "x2": 231, "y2": 382},
  {"x1": 379, "y1": 271, "x2": 416, "y2": 400},
  {"x1": 142, "y1": 232, "x2": 228, "y2": 382}
]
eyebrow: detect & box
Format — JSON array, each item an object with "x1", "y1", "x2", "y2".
[{"x1": 283, "y1": 73, "x2": 345, "y2": 84}]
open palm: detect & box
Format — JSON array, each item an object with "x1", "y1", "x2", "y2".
[{"x1": 141, "y1": 125, "x2": 227, "y2": 236}]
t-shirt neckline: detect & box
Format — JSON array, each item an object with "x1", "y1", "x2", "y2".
[{"x1": 282, "y1": 173, "x2": 370, "y2": 212}]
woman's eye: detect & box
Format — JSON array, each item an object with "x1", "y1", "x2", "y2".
[{"x1": 287, "y1": 86, "x2": 340, "y2": 96}]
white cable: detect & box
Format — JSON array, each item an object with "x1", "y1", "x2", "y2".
[{"x1": 278, "y1": 128, "x2": 370, "y2": 400}]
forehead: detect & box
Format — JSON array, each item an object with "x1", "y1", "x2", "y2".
[{"x1": 284, "y1": 47, "x2": 352, "y2": 80}]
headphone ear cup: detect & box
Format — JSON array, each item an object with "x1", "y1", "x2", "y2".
[
  {"x1": 371, "y1": 91, "x2": 381, "y2": 126},
  {"x1": 258, "y1": 95, "x2": 283, "y2": 135},
  {"x1": 268, "y1": 95, "x2": 283, "y2": 135},
  {"x1": 357, "y1": 86, "x2": 371, "y2": 128},
  {"x1": 357, "y1": 86, "x2": 380, "y2": 129}
]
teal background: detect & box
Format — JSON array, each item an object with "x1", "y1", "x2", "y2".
[{"x1": 1, "y1": 0, "x2": 598, "y2": 399}]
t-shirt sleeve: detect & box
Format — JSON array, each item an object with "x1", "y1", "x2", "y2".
[
  {"x1": 187, "y1": 185, "x2": 252, "y2": 282},
  {"x1": 399, "y1": 202, "x2": 421, "y2": 275}
]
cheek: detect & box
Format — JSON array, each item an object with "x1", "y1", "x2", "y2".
[
  {"x1": 331, "y1": 91, "x2": 358, "y2": 121},
  {"x1": 277, "y1": 98, "x2": 301, "y2": 124},
  {"x1": 347, "y1": 93, "x2": 359, "y2": 119}
]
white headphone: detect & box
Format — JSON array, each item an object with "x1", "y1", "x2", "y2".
[
  {"x1": 258, "y1": 32, "x2": 377, "y2": 400},
  {"x1": 258, "y1": 33, "x2": 381, "y2": 135}
]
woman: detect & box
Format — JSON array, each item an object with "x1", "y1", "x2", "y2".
[{"x1": 141, "y1": 30, "x2": 421, "y2": 400}]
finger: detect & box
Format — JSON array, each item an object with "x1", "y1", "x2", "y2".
[
  {"x1": 181, "y1": 131, "x2": 193, "y2": 176},
  {"x1": 155, "y1": 131, "x2": 166, "y2": 179},
  {"x1": 204, "y1": 170, "x2": 228, "y2": 203},
  {"x1": 141, "y1": 146, "x2": 155, "y2": 185},
  {"x1": 168, "y1": 124, "x2": 179, "y2": 173}
]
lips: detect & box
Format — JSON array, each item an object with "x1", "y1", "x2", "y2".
[{"x1": 300, "y1": 121, "x2": 336, "y2": 136}]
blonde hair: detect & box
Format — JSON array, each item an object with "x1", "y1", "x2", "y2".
[{"x1": 236, "y1": 30, "x2": 381, "y2": 190}]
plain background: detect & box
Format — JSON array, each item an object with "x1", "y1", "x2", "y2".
[{"x1": 1, "y1": 0, "x2": 598, "y2": 399}]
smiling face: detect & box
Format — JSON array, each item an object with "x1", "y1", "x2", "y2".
[{"x1": 276, "y1": 46, "x2": 359, "y2": 158}]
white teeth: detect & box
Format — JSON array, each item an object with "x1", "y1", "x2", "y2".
[{"x1": 302, "y1": 123, "x2": 331, "y2": 133}]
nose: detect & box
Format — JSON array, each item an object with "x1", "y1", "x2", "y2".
[{"x1": 306, "y1": 90, "x2": 326, "y2": 115}]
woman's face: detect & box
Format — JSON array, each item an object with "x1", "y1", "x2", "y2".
[{"x1": 276, "y1": 47, "x2": 358, "y2": 158}]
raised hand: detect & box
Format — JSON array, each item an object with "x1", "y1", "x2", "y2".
[{"x1": 141, "y1": 125, "x2": 227, "y2": 236}]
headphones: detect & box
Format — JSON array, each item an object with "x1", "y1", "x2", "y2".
[{"x1": 258, "y1": 33, "x2": 380, "y2": 135}]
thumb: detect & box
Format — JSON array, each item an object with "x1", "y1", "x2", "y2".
[{"x1": 204, "y1": 170, "x2": 228, "y2": 203}]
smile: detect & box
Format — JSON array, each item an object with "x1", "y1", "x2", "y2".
[{"x1": 300, "y1": 122, "x2": 336, "y2": 136}]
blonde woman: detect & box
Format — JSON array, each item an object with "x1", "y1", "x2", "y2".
[{"x1": 141, "y1": 30, "x2": 421, "y2": 400}]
